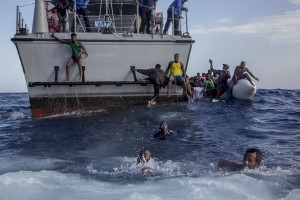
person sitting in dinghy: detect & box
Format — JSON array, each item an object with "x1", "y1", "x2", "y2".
[{"x1": 209, "y1": 59, "x2": 231, "y2": 97}]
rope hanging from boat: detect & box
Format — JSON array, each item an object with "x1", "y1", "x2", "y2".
[
  {"x1": 110, "y1": 0, "x2": 117, "y2": 33},
  {"x1": 97, "y1": 0, "x2": 103, "y2": 32}
]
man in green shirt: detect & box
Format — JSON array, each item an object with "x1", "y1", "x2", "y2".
[
  {"x1": 203, "y1": 74, "x2": 215, "y2": 97},
  {"x1": 51, "y1": 32, "x2": 87, "y2": 82}
]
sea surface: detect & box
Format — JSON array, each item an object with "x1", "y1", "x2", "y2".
[{"x1": 0, "y1": 90, "x2": 299, "y2": 200}]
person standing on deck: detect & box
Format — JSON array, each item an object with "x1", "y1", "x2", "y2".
[
  {"x1": 134, "y1": 0, "x2": 158, "y2": 34},
  {"x1": 165, "y1": 53, "x2": 189, "y2": 97},
  {"x1": 51, "y1": 32, "x2": 87, "y2": 82},
  {"x1": 163, "y1": 0, "x2": 188, "y2": 35},
  {"x1": 49, "y1": 0, "x2": 72, "y2": 32},
  {"x1": 71, "y1": 0, "x2": 91, "y2": 32}
]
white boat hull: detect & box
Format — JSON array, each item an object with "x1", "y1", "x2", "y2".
[{"x1": 12, "y1": 33, "x2": 193, "y2": 117}]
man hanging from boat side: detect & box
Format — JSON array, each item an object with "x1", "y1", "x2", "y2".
[
  {"x1": 51, "y1": 32, "x2": 87, "y2": 82},
  {"x1": 132, "y1": 64, "x2": 167, "y2": 107}
]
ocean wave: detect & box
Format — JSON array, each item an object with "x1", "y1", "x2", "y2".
[{"x1": 0, "y1": 170, "x2": 298, "y2": 200}]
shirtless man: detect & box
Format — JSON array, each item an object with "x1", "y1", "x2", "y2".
[
  {"x1": 218, "y1": 148, "x2": 262, "y2": 171},
  {"x1": 232, "y1": 61, "x2": 259, "y2": 86}
]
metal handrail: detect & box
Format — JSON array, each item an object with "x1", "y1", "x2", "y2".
[{"x1": 16, "y1": 6, "x2": 29, "y2": 35}]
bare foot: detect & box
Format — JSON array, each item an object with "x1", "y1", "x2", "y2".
[{"x1": 147, "y1": 101, "x2": 151, "y2": 108}]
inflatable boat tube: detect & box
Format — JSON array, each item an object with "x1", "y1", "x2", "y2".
[{"x1": 229, "y1": 79, "x2": 256, "y2": 99}]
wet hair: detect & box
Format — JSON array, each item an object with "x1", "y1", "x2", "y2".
[
  {"x1": 174, "y1": 53, "x2": 179, "y2": 58},
  {"x1": 244, "y1": 148, "x2": 262, "y2": 165},
  {"x1": 71, "y1": 32, "x2": 77, "y2": 37}
]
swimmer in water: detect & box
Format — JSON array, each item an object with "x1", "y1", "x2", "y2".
[
  {"x1": 153, "y1": 121, "x2": 170, "y2": 139},
  {"x1": 218, "y1": 148, "x2": 262, "y2": 170},
  {"x1": 137, "y1": 148, "x2": 154, "y2": 173}
]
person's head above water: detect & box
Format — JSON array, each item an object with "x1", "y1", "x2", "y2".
[
  {"x1": 159, "y1": 121, "x2": 169, "y2": 133},
  {"x1": 243, "y1": 148, "x2": 262, "y2": 169},
  {"x1": 137, "y1": 148, "x2": 152, "y2": 164}
]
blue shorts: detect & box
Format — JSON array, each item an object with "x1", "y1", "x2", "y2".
[{"x1": 170, "y1": 75, "x2": 184, "y2": 84}]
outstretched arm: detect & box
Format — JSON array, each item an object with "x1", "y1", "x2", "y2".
[
  {"x1": 218, "y1": 159, "x2": 244, "y2": 171},
  {"x1": 246, "y1": 68, "x2": 259, "y2": 81},
  {"x1": 209, "y1": 59, "x2": 213, "y2": 70},
  {"x1": 51, "y1": 33, "x2": 67, "y2": 44}
]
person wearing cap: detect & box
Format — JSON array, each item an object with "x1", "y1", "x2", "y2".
[
  {"x1": 133, "y1": 64, "x2": 167, "y2": 107},
  {"x1": 209, "y1": 59, "x2": 231, "y2": 97},
  {"x1": 218, "y1": 148, "x2": 263, "y2": 171}
]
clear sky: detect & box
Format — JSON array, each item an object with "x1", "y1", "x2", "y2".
[{"x1": 1, "y1": 0, "x2": 300, "y2": 92}]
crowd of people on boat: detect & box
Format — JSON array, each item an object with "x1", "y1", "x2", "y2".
[
  {"x1": 133, "y1": 53, "x2": 259, "y2": 106},
  {"x1": 48, "y1": 0, "x2": 189, "y2": 34}
]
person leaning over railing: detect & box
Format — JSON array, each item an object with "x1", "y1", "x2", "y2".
[{"x1": 163, "y1": 0, "x2": 188, "y2": 36}]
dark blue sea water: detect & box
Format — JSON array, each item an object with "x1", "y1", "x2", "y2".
[{"x1": 0, "y1": 90, "x2": 299, "y2": 200}]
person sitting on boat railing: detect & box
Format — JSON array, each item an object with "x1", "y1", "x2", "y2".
[
  {"x1": 163, "y1": 0, "x2": 188, "y2": 36},
  {"x1": 133, "y1": 64, "x2": 167, "y2": 107},
  {"x1": 71, "y1": 0, "x2": 91, "y2": 32},
  {"x1": 51, "y1": 32, "x2": 87, "y2": 82},
  {"x1": 134, "y1": 0, "x2": 158, "y2": 34},
  {"x1": 165, "y1": 53, "x2": 189, "y2": 98},
  {"x1": 218, "y1": 148, "x2": 263, "y2": 171},
  {"x1": 49, "y1": 0, "x2": 72, "y2": 32},
  {"x1": 209, "y1": 59, "x2": 231, "y2": 97}
]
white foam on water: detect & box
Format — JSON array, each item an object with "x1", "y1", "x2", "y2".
[
  {"x1": 41, "y1": 109, "x2": 107, "y2": 119},
  {"x1": 8, "y1": 111, "x2": 29, "y2": 120},
  {"x1": 0, "y1": 170, "x2": 298, "y2": 200}
]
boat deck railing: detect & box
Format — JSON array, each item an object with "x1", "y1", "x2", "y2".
[
  {"x1": 14, "y1": 1, "x2": 190, "y2": 36},
  {"x1": 15, "y1": 5, "x2": 29, "y2": 35}
]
